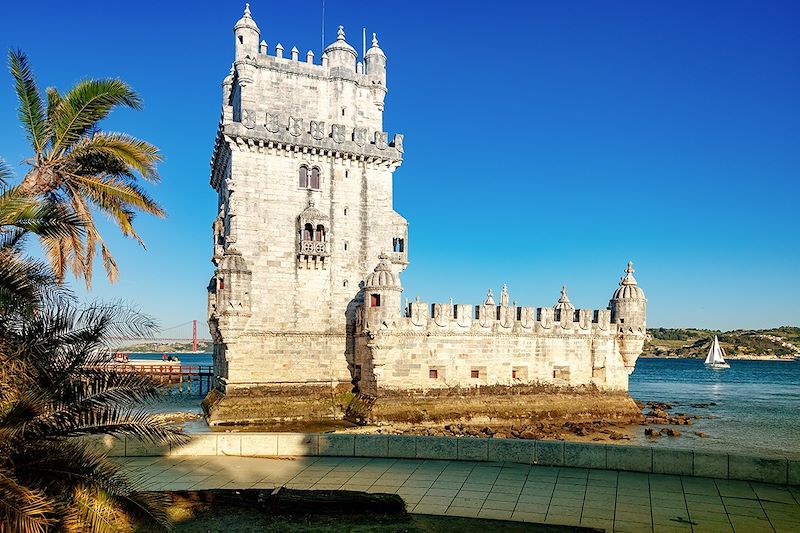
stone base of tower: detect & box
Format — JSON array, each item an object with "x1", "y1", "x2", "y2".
[
  {"x1": 202, "y1": 382, "x2": 355, "y2": 428},
  {"x1": 365, "y1": 385, "x2": 643, "y2": 428}
]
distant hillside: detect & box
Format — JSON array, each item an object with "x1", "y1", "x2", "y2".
[
  {"x1": 643, "y1": 326, "x2": 800, "y2": 359},
  {"x1": 115, "y1": 341, "x2": 213, "y2": 354}
]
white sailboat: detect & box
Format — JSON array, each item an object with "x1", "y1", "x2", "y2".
[{"x1": 704, "y1": 335, "x2": 730, "y2": 369}]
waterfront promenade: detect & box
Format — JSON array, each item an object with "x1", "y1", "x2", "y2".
[{"x1": 121, "y1": 455, "x2": 800, "y2": 532}]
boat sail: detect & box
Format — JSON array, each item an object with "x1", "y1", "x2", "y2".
[{"x1": 704, "y1": 335, "x2": 730, "y2": 369}]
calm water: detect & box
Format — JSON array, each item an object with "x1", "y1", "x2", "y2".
[
  {"x1": 629, "y1": 358, "x2": 800, "y2": 457},
  {"x1": 133, "y1": 353, "x2": 800, "y2": 456}
]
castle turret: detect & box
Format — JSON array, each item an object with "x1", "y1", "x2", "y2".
[
  {"x1": 233, "y1": 4, "x2": 260, "y2": 61},
  {"x1": 363, "y1": 253, "x2": 402, "y2": 328},
  {"x1": 324, "y1": 26, "x2": 357, "y2": 74},
  {"x1": 553, "y1": 285, "x2": 575, "y2": 319},
  {"x1": 365, "y1": 33, "x2": 386, "y2": 84},
  {"x1": 609, "y1": 261, "x2": 647, "y2": 372}
]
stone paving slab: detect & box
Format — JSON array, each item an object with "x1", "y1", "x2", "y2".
[{"x1": 119, "y1": 456, "x2": 800, "y2": 532}]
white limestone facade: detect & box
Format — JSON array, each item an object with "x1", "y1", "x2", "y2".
[{"x1": 208, "y1": 6, "x2": 647, "y2": 401}]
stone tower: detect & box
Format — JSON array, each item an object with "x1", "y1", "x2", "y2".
[
  {"x1": 609, "y1": 262, "x2": 648, "y2": 372},
  {"x1": 207, "y1": 5, "x2": 407, "y2": 413}
]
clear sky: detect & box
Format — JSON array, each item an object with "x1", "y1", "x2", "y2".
[{"x1": 1, "y1": 0, "x2": 798, "y2": 334}]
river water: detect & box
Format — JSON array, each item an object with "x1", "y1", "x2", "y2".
[{"x1": 134, "y1": 353, "x2": 800, "y2": 457}]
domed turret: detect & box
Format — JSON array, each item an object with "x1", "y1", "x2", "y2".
[
  {"x1": 364, "y1": 253, "x2": 400, "y2": 290},
  {"x1": 362, "y1": 253, "x2": 402, "y2": 329},
  {"x1": 553, "y1": 286, "x2": 575, "y2": 314},
  {"x1": 364, "y1": 32, "x2": 387, "y2": 85},
  {"x1": 324, "y1": 26, "x2": 357, "y2": 72},
  {"x1": 609, "y1": 261, "x2": 647, "y2": 372},
  {"x1": 234, "y1": 4, "x2": 260, "y2": 61}
]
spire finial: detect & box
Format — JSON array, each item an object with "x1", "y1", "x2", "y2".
[
  {"x1": 337, "y1": 25, "x2": 345, "y2": 40},
  {"x1": 626, "y1": 261, "x2": 634, "y2": 274},
  {"x1": 620, "y1": 261, "x2": 638, "y2": 286},
  {"x1": 372, "y1": 32, "x2": 379, "y2": 47},
  {"x1": 559, "y1": 285, "x2": 570, "y2": 303},
  {"x1": 244, "y1": 3, "x2": 251, "y2": 17}
]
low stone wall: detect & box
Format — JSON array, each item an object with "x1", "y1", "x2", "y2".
[{"x1": 95, "y1": 433, "x2": 799, "y2": 486}]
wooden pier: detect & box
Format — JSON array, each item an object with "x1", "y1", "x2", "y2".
[{"x1": 101, "y1": 363, "x2": 214, "y2": 396}]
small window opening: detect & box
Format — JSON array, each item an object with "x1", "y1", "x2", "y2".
[
  {"x1": 298, "y1": 165, "x2": 309, "y2": 188},
  {"x1": 512, "y1": 369, "x2": 517, "y2": 379},
  {"x1": 314, "y1": 224, "x2": 326, "y2": 242},
  {"x1": 218, "y1": 278, "x2": 225, "y2": 290},
  {"x1": 471, "y1": 370, "x2": 480, "y2": 379},
  {"x1": 429, "y1": 369, "x2": 438, "y2": 379},
  {"x1": 238, "y1": 36, "x2": 243, "y2": 44},
  {"x1": 302, "y1": 223, "x2": 313, "y2": 241},
  {"x1": 310, "y1": 167, "x2": 320, "y2": 189},
  {"x1": 370, "y1": 294, "x2": 381, "y2": 307},
  {"x1": 344, "y1": 242, "x2": 348, "y2": 251},
  {"x1": 343, "y1": 280, "x2": 348, "y2": 288},
  {"x1": 341, "y1": 107, "x2": 346, "y2": 117},
  {"x1": 392, "y1": 238, "x2": 405, "y2": 253},
  {"x1": 344, "y1": 207, "x2": 348, "y2": 216},
  {"x1": 345, "y1": 170, "x2": 349, "y2": 178}
]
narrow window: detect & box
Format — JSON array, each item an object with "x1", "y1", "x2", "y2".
[
  {"x1": 310, "y1": 167, "x2": 320, "y2": 189},
  {"x1": 315, "y1": 224, "x2": 325, "y2": 241},
  {"x1": 344, "y1": 242, "x2": 348, "y2": 251},
  {"x1": 299, "y1": 165, "x2": 308, "y2": 188},
  {"x1": 341, "y1": 107, "x2": 346, "y2": 117},
  {"x1": 429, "y1": 369, "x2": 438, "y2": 379},
  {"x1": 345, "y1": 170, "x2": 349, "y2": 178},
  {"x1": 471, "y1": 370, "x2": 480, "y2": 379},
  {"x1": 219, "y1": 278, "x2": 225, "y2": 290},
  {"x1": 512, "y1": 369, "x2": 517, "y2": 379},
  {"x1": 303, "y1": 223, "x2": 313, "y2": 241},
  {"x1": 370, "y1": 294, "x2": 381, "y2": 307},
  {"x1": 238, "y1": 36, "x2": 243, "y2": 44},
  {"x1": 343, "y1": 280, "x2": 348, "y2": 287},
  {"x1": 344, "y1": 207, "x2": 348, "y2": 216}
]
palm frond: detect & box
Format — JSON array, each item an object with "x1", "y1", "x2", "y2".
[
  {"x1": 0, "y1": 158, "x2": 13, "y2": 186},
  {"x1": 8, "y1": 49, "x2": 47, "y2": 158},
  {"x1": 49, "y1": 79, "x2": 141, "y2": 157},
  {"x1": 0, "y1": 468, "x2": 55, "y2": 533},
  {"x1": 0, "y1": 187, "x2": 84, "y2": 242},
  {"x1": 0, "y1": 248, "x2": 56, "y2": 316},
  {"x1": 67, "y1": 131, "x2": 162, "y2": 183}
]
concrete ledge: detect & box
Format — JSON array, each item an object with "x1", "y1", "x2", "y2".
[
  {"x1": 729, "y1": 454, "x2": 787, "y2": 485},
  {"x1": 653, "y1": 448, "x2": 692, "y2": 476},
  {"x1": 488, "y1": 439, "x2": 534, "y2": 464},
  {"x1": 387, "y1": 435, "x2": 416, "y2": 458},
  {"x1": 277, "y1": 433, "x2": 318, "y2": 456},
  {"x1": 693, "y1": 451, "x2": 728, "y2": 480},
  {"x1": 457, "y1": 438, "x2": 489, "y2": 461},
  {"x1": 416, "y1": 436, "x2": 457, "y2": 460},
  {"x1": 355, "y1": 435, "x2": 387, "y2": 457},
  {"x1": 535, "y1": 440, "x2": 565, "y2": 466},
  {"x1": 564, "y1": 442, "x2": 606, "y2": 469},
  {"x1": 319, "y1": 434, "x2": 355, "y2": 456},
  {"x1": 108, "y1": 434, "x2": 799, "y2": 486},
  {"x1": 607, "y1": 445, "x2": 652, "y2": 473},
  {"x1": 240, "y1": 433, "x2": 277, "y2": 456}
]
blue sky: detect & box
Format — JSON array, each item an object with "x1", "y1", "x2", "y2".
[{"x1": 1, "y1": 0, "x2": 798, "y2": 334}]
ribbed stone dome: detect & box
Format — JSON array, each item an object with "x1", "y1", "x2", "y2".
[
  {"x1": 220, "y1": 247, "x2": 249, "y2": 273},
  {"x1": 324, "y1": 26, "x2": 357, "y2": 57},
  {"x1": 364, "y1": 253, "x2": 400, "y2": 289},
  {"x1": 612, "y1": 262, "x2": 646, "y2": 300},
  {"x1": 553, "y1": 286, "x2": 575, "y2": 312},
  {"x1": 364, "y1": 33, "x2": 385, "y2": 58},
  {"x1": 234, "y1": 3, "x2": 260, "y2": 32}
]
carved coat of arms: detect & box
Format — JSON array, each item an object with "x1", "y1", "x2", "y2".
[
  {"x1": 266, "y1": 113, "x2": 280, "y2": 133},
  {"x1": 375, "y1": 131, "x2": 388, "y2": 150},
  {"x1": 353, "y1": 127, "x2": 367, "y2": 146},
  {"x1": 331, "y1": 124, "x2": 346, "y2": 143},
  {"x1": 310, "y1": 120, "x2": 325, "y2": 140},
  {"x1": 288, "y1": 116, "x2": 302, "y2": 136}
]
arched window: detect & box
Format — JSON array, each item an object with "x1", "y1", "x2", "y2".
[
  {"x1": 299, "y1": 165, "x2": 309, "y2": 188},
  {"x1": 310, "y1": 167, "x2": 320, "y2": 189},
  {"x1": 314, "y1": 224, "x2": 326, "y2": 241},
  {"x1": 303, "y1": 223, "x2": 313, "y2": 241}
]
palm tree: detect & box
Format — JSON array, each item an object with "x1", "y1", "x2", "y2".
[
  {"x1": 7, "y1": 49, "x2": 165, "y2": 286},
  {"x1": 0, "y1": 297, "x2": 187, "y2": 532},
  {"x1": 0, "y1": 160, "x2": 82, "y2": 314}
]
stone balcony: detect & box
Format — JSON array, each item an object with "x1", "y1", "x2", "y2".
[{"x1": 298, "y1": 240, "x2": 330, "y2": 257}]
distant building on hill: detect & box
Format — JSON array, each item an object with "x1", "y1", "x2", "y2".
[{"x1": 206, "y1": 5, "x2": 647, "y2": 422}]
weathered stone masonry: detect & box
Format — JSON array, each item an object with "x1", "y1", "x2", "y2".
[{"x1": 207, "y1": 6, "x2": 647, "y2": 413}]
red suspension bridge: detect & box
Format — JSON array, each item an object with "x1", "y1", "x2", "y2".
[{"x1": 108, "y1": 319, "x2": 212, "y2": 352}]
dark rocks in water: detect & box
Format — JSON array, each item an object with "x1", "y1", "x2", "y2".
[
  {"x1": 663, "y1": 428, "x2": 681, "y2": 437},
  {"x1": 694, "y1": 431, "x2": 710, "y2": 438},
  {"x1": 645, "y1": 428, "x2": 660, "y2": 437}
]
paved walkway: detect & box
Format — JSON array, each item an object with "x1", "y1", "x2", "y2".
[{"x1": 120, "y1": 455, "x2": 800, "y2": 532}]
